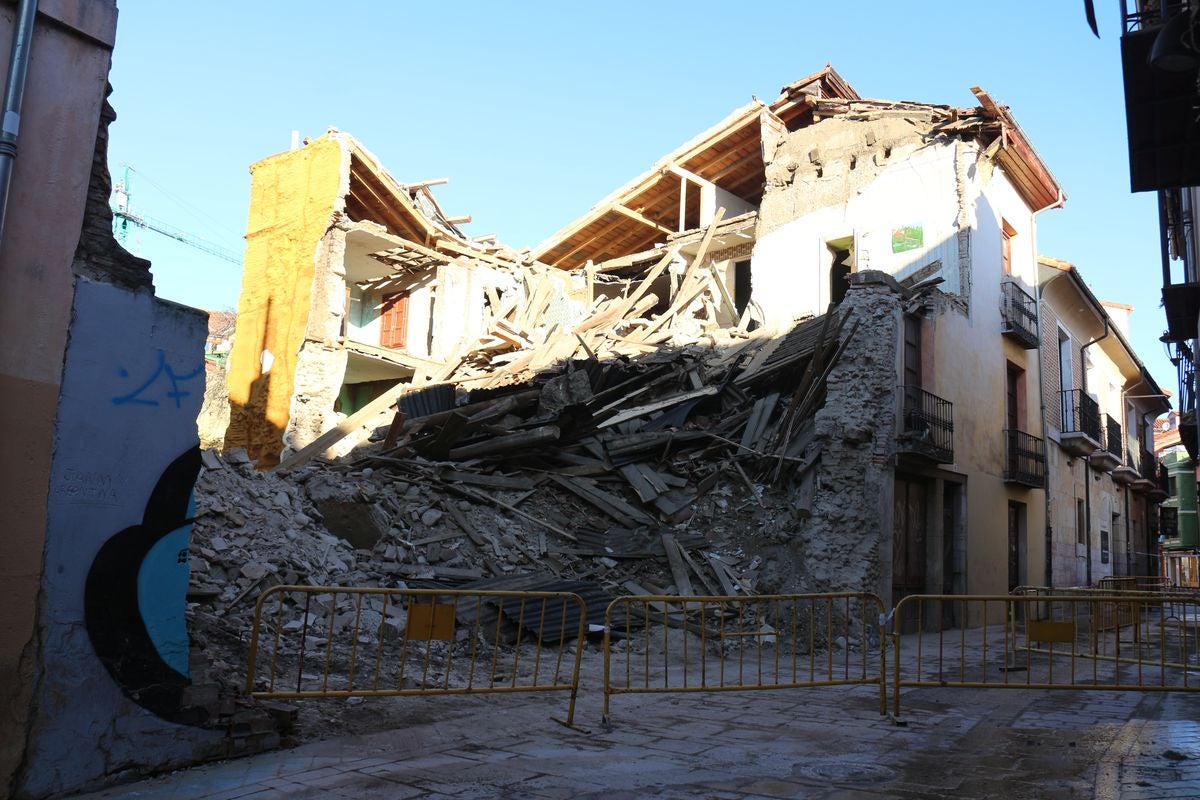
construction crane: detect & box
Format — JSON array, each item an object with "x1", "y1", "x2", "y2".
[{"x1": 111, "y1": 165, "x2": 242, "y2": 265}]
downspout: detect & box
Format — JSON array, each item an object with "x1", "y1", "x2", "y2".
[
  {"x1": 1033, "y1": 189, "x2": 1065, "y2": 588},
  {"x1": 1125, "y1": 485, "x2": 1132, "y2": 577},
  {"x1": 0, "y1": 0, "x2": 38, "y2": 248},
  {"x1": 1081, "y1": 318, "x2": 1111, "y2": 586}
]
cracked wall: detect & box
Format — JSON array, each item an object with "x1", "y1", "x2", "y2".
[{"x1": 752, "y1": 114, "x2": 970, "y2": 326}]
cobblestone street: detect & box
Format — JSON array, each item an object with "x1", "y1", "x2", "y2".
[{"x1": 67, "y1": 675, "x2": 1200, "y2": 799}]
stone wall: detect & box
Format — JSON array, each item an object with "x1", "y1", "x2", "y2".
[{"x1": 805, "y1": 272, "x2": 902, "y2": 601}]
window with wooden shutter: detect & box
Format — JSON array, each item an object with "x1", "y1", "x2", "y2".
[{"x1": 380, "y1": 291, "x2": 409, "y2": 349}]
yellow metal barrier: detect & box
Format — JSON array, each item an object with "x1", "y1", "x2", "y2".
[
  {"x1": 891, "y1": 593, "x2": 1200, "y2": 717},
  {"x1": 247, "y1": 585, "x2": 587, "y2": 725},
  {"x1": 602, "y1": 592, "x2": 887, "y2": 720}
]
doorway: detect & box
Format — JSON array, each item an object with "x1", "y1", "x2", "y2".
[{"x1": 893, "y1": 476, "x2": 928, "y2": 633}]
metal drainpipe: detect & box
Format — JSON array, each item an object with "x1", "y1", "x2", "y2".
[
  {"x1": 1033, "y1": 189, "x2": 1065, "y2": 588},
  {"x1": 1081, "y1": 319, "x2": 1111, "y2": 586},
  {"x1": 1035, "y1": 268, "x2": 1054, "y2": 587},
  {"x1": 0, "y1": 0, "x2": 39, "y2": 249},
  {"x1": 1124, "y1": 485, "x2": 1132, "y2": 577}
]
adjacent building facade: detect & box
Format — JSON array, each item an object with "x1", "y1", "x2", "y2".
[{"x1": 1039, "y1": 257, "x2": 1169, "y2": 587}]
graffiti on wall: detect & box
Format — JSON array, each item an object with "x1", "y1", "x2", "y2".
[
  {"x1": 111, "y1": 349, "x2": 204, "y2": 408},
  {"x1": 84, "y1": 447, "x2": 200, "y2": 722}
]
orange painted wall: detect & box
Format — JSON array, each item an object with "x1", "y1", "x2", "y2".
[{"x1": 224, "y1": 136, "x2": 345, "y2": 467}]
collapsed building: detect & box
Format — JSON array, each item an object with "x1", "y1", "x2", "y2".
[{"x1": 222, "y1": 65, "x2": 1170, "y2": 631}]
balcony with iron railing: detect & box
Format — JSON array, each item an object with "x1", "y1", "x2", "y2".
[
  {"x1": 1133, "y1": 448, "x2": 1161, "y2": 494},
  {"x1": 1000, "y1": 280, "x2": 1038, "y2": 349},
  {"x1": 1059, "y1": 389, "x2": 1102, "y2": 458},
  {"x1": 1091, "y1": 414, "x2": 1124, "y2": 472},
  {"x1": 897, "y1": 385, "x2": 954, "y2": 464},
  {"x1": 1120, "y1": 2, "x2": 1200, "y2": 192},
  {"x1": 1003, "y1": 429, "x2": 1045, "y2": 488},
  {"x1": 1112, "y1": 449, "x2": 1139, "y2": 485}
]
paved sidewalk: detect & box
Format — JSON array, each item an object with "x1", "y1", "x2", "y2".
[{"x1": 66, "y1": 673, "x2": 1200, "y2": 800}]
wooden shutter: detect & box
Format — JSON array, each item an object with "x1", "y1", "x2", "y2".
[{"x1": 380, "y1": 292, "x2": 409, "y2": 349}]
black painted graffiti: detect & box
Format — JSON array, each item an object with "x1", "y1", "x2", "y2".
[
  {"x1": 84, "y1": 447, "x2": 202, "y2": 723},
  {"x1": 111, "y1": 350, "x2": 204, "y2": 408}
]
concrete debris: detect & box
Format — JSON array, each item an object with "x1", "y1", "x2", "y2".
[{"x1": 191, "y1": 276, "x2": 946, "y2": 708}]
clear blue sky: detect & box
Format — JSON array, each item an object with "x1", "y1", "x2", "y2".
[{"x1": 106, "y1": 1, "x2": 1179, "y2": 401}]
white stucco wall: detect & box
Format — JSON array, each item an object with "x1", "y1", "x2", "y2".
[{"x1": 751, "y1": 142, "x2": 964, "y2": 324}]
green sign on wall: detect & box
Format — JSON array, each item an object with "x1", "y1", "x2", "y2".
[{"x1": 891, "y1": 224, "x2": 923, "y2": 253}]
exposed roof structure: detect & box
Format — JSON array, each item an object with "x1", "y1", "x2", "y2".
[
  {"x1": 533, "y1": 66, "x2": 1064, "y2": 271},
  {"x1": 532, "y1": 67, "x2": 859, "y2": 270}
]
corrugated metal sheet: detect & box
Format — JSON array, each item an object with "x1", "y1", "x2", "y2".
[
  {"x1": 443, "y1": 573, "x2": 633, "y2": 643},
  {"x1": 398, "y1": 384, "x2": 457, "y2": 419},
  {"x1": 571, "y1": 527, "x2": 708, "y2": 558}
]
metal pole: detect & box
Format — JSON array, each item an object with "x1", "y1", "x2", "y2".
[{"x1": 0, "y1": 0, "x2": 39, "y2": 250}]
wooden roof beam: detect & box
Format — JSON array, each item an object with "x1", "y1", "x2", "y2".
[
  {"x1": 708, "y1": 148, "x2": 764, "y2": 183},
  {"x1": 612, "y1": 203, "x2": 674, "y2": 236},
  {"x1": 401, "y1": 177, "x2": 449, "y2": 189},
  {"x1": 552, "y1": 211, "x2": 631, "y2": 266}
]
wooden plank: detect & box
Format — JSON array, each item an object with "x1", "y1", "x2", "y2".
[
  {"x1": 634, "y1": 463, "x2": 671, "y2": 494},
  {"x1": 443, "y1": 481, "x2": 576, "y2": 541},
  {"x1": 274, "y1": 380, "x2": 408, "y2": 471},
  {"x1": 545, "y1": 473, "x2": 657, "y2": 527},
  {"x1": 438, "y1": 470, "x2": 535, "y2": 491},
  {"x1": 444, "y1": 501, "x2": 487, "y2": 546},
  {"x1": 394, "y1": 564, "x2": 483, "y2": 580},
  {"x1": 677, "y1": 544, "x2": 720, "y2": 595},
  {"x1": 618, "y1": 463, "x2": 661, "y2": 503},
  {"x1": 612, "y1": 202, "x2": 674, "y2": 235},
  {"x1": 672, "y1": 208, "x2": 726, "y2": 299},
  {"x1": 410, "y1": 529, "x2": 467, "y2": 547},
  {"x1": 597, "y1": 386, "x2": 718, "y2": 429},
  {"x1": 660, "y1": 533, "x2": 694, "y2": 596},
  {"x1": 707, "y1": 554, "x2": 738, "y2": 595},
  {"x1": 381, "y1": 410, "x2": 407, "y2": 450},
  {"x1": 414, "y1": 412, "x2": 470, "y2": 459},
  {"x1": 447, "y1": 425, "x2": 559, "y2": 460},
  {"x1": 708, "y1": 263, "x2": 739, "y2": 319}
]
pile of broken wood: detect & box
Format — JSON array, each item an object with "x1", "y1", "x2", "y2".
[{"x1": 442, "y1": 208, "x2": 757, "y2": 389}]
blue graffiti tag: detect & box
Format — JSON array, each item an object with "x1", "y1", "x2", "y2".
[{"x1": 112, "y1": 350, "x2": 204, "y2": 408}]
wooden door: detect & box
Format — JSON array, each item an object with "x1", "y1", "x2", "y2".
[
  {"x1": 380, "y1": 291, "x2": 410, "y2": 349},
  {"x1": 893, "y1": 477, "x2": 927, "y2": 632}
]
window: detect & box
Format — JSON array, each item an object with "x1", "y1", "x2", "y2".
[
  {"x1": 1058, "y1": 329, "x2": 1073, "y2": 392},
  {"x1": 827, "y1": 237, "x2": 854, "y2": 305},
  {"x1": 380, "y1": 291, "x2": 410, "y2": 349},
  {"x1": 1001, "y1": 219, "x2": 1017, "y2": 275},
  {"x1": 1006, "y1": 362, "x2": 1025, "y2": 431}
]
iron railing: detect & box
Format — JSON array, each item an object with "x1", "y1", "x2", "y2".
[
  {"x1": 1060, "y1": 389, "x2": 1102, "y2": 442},
  {"x1": 1141, "y1": 449, "x2": 1159, "y2": 482},
  {"x1": 246, "y1": 585, "x2": 587, "y2": 725},
  {"x1": 1123, "y1": 0, "x2": 1190, "y2": 34},
  {"x1": 1000, "y1": 280, "x2": 1038, "y2": 348},
  {"x1": 898, "y1": 385, "x2": 954, "y2": 463},
  {"x1": 1003, "y1": 429, "x2": 1045, "y2": 488},
  {"x1": 891, "y1": 591, "x2": 1200, "y2": 717},
  {"x1": 1105, "y1": 415, "x2": 1124, "y2": 459},
  {"x1": 602, "y1": 593, "x2": 887, "y2": 721}
]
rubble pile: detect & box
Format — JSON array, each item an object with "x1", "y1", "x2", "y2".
[{"x1": 187, "y1": 301, "x2": 868, "y2": 692}]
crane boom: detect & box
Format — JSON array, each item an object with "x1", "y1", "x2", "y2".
[
  {"x1": 112, "y1": 207, "x2": 242, "y2": 265},
  {"x1": 110, "y1": 165, "x2": 242, "y2": 265}
]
